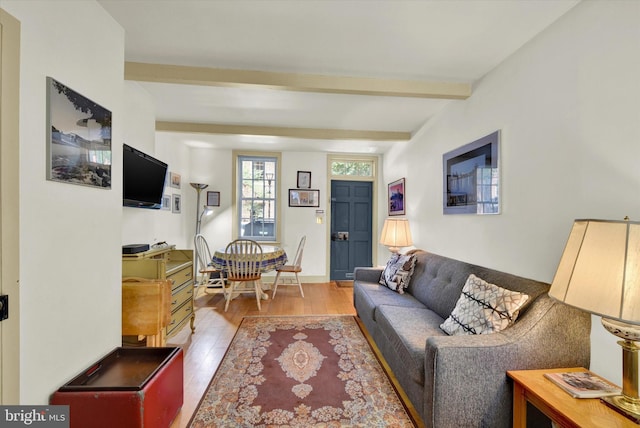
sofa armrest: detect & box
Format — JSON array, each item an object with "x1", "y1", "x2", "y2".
[
  {"x1": 353, "y1": 266, "x2": 383, "y2": 283},
  {"x1": 423, "y1": 296, "x2": 590, "y2": 428}
]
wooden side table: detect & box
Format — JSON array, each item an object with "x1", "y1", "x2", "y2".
[{"x1": 507, "y1": 368, "x2": 636, "y2": 428}]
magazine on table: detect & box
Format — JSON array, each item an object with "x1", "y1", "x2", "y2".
[{"x1": 544, "y1": 371, "x2": 621, "y2": 398}]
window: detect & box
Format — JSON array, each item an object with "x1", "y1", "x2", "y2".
[
  {"x1": 330, "y1": 159, "x2": 374, "y2": 177},
  {"x1": 236, "y1": 154, "x2": 278, "y2": 241}
]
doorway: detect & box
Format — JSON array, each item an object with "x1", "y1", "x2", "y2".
[{"x1": 329, "y1": 180, "x2": 373, "y2": 280}]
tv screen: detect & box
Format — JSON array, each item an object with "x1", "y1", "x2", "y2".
[{"x1": 123, "y1": 144, "x2": 168, "y2": 209}]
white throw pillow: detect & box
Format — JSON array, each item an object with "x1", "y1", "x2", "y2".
[
  {"x1": 440, "y1": 274, "x2": 530, "y2": 335},
  {"x1": 379, "y1": 253, "x2": 417, "y2": 294}
]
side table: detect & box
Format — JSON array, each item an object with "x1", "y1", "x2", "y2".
[{"x1": 507, "y1": 367, "x2": 635, "y2": 428}]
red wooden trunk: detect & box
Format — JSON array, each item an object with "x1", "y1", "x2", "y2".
[{"x1": 51, "y1": 347, "x2": 183, "y2": 428}]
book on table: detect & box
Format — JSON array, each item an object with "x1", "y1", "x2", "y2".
[{"x1": 544, "y1": 371, "x2": 621, "y2": 398}]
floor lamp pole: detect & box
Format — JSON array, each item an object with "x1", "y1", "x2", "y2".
[{"x1": 190, "y1": 183, "x2": 208, "y2": 285}]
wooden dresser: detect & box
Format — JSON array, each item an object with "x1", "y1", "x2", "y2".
[{"x1": 122, "y1": 246, "x2": 195, "y2": 343}]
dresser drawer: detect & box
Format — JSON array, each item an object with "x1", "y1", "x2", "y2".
[
  {"x1": 167, "y1": 300, "x2": 193, "y2": 336},
  {"x1": 167, "y1": 265, "x2": 192, "y2": 290},
  {"x1": 170, "y1": 281, "x2": 193, "y2": 311}
]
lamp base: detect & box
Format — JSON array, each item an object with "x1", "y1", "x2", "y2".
[
  {"x1": 600, "y1": 318, "x2": 640, "y2": 425},
  {"x1": 601, "y1": 395, "x2": 640, "y2": 424}
]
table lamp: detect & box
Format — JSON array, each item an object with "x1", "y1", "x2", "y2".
[
  {"x1": 549, "y1": 218, "x2": 640, "y2": 422},
  {"x1": 379, "y1": 218, "x2": 413, "y2": 253}
]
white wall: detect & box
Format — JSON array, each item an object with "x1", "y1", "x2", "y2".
[
  {"x1": 382, "y1": 0, "x2": 640, "y2": 385},
  {"x1": 3, "y1": 0, "x2": 125, "y2": 403},
  {"x1": 121, "y1": 83, "x2": 193, "y2": 247},
  {"x1": 187, "y1": 148, "x2": 329, "y2": 279}
]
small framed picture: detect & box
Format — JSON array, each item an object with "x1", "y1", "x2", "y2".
[
  {"x1": 161, "y1": 194, "x2": 171, "y2": 211},
  {"x1": 297, "y1": 171, "x2": 311, "y2": 189},
  {"x1": 289, "y1": 189, "x2": 320, "y2": 207},
  {"x1": 206, "y1": 191, "x2": 220, "y2": 207},
  {"x1": 388, "y1": 178, "x2": 405, "y2": 216},
  {"x1": 170, "y1": 172, "x2": 181, "y2": 189},
  {"x1": 172, "y1": 194, "x2": 181, "y2": 213}
]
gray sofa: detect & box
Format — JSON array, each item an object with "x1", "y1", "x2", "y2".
[{"x1": 353, "y1": 250, "x2": 591, "y2": 428}]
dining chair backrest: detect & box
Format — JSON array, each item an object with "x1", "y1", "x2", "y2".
[
  {"x1": 292, "y1": 236, "x2": 306, "y2": 268},
  {"x1": 194, "y1": 234, "x2": 213, "y2": 272},
  {"x1": 224, "y1": 239, "x2": 263, "y2": 281}
]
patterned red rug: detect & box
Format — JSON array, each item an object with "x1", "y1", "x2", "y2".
[{"x1": 188, "y1": 315, "x2": 418, "y2": 427}]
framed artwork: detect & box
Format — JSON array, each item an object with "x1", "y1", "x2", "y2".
[
  {"x1": 289, "y1": 189, "x2": 320, "y2": 207},
  {"x1": 206, "y1": 191, "x2": 220, "y2": 207},
  {"x1": 443, "y1": 130, "x2": 500, "y2": 215},
  {"x1": 46, "y1": 77, "x2": 112, "y2": 188},
  {"x1": 388, "y1": 178, "x2": 405, "y2": 216},
  {"x1": 161, "y1": 194, "x2": 171, "y2": 211},
  {"x1": 170, "y1": 172, "x2": 181, "y2": 189},
  {"x1": 172, "y1": 194, "x2": 181, "y2": 213},
  {"x1": 297, "y1": 171, "x2": 311, "y2": 189}
]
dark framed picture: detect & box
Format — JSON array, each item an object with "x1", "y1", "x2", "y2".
[
  {"x1": 297, "y1": 171, "x2": 311, "y2": 189},
  {"x1": 443, "y1": 130, "x2": 500, "y2": 215},
  {"x1": 172, "y1": 194, "x2": 181, "y2": 213},
  {"x1": 206, "y1": 191, "x2": 220, "y2": 207},
  {"x1": 289, "y1": 189, "x2": 320, "y2": 207},
  {"x1": 388, "y1": 178, "x2": 405, "y2": 216},
  {"x1": 46, "y1": 77, "x2": 112, "y2": 188}
]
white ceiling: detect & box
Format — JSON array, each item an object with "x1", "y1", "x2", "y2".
[{"x1": 98, "y1": 0, "x2": 580, "y2": 154}]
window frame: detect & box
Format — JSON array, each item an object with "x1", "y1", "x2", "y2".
[{"x1": 232, "y1": 151, "x2": 281, "y2": 243}]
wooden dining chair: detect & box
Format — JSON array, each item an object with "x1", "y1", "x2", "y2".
[
  {"x1": 194, "y1": 234, "x2": 227, "y2": 300},
  {"x1": 224, "y1": 239, "x2": 264, "y2": 311},
  {"x1": 272, "y1": 235, "x2": 306, "y2": 298}
]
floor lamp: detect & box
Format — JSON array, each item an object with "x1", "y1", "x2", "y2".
[
  {"x1": 549, "y1": 218, "x2": 640, "y2": 423},
  {"x1": 190, "y1": 183, "x2": 212, "y2": 284}
]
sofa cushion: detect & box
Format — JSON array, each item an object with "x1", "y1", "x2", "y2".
[
  {"x1": 379, "y1": 253, "x2": 417, "y2": 294},
  {"x1": 354, "y1": 281, "x2": 426, "y2": 323},
  {"x1": 406, "y1": 251, "x2": 477, "y2": 319},
  {"x1": 440, "y1": 274, "x2": 530, "y2": 335},
  {"x1": 376, "y1": 305, "x2": 447, "y2": 386}
]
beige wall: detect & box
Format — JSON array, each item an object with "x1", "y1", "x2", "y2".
[
  {"x1": 382, "y1": 0, "x2": 640, "y2": 384},
  {"x1": 3, "y1": 0, "x2": 125, "y2": 403}
]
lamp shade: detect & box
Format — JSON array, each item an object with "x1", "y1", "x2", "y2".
[
  {"x1": 380, "y1": 218, "x2": 413, "y2": 252},
  {"x1": 549, "y1": 219, "x2": 640, "y2": 325}
]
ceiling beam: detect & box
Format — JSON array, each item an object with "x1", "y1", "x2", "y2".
[
  {"x1": 126, "y1": 62, "x2": 471, "y2": 100},
  {"x1": 156, "y1": 121, "x2": 411, "y2": 141}
]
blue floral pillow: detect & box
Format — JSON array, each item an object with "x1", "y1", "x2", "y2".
[{"x1": 379, "y1": 253, "x2": 417, "y2": 294}]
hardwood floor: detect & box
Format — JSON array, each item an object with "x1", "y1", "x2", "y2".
[{"x1": 167, "y1": 281, "x2": 355, "y2": 428}]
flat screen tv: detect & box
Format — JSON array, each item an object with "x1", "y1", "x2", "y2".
[{"x1": 123, "y1": 144, "x2": 168, "y2": 209}]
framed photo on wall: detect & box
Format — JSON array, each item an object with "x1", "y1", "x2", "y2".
[
  {"x1": 388, "y1": 178, "x2": 405, "y2": 216},
  {"x1": 289, "y1": 189, "x2": 320, "y2": 207},
  {"x1": 297, "y1": 171, "x2": 311, "y2": 189},
  {"x1": 46, "y1": 77, "x2": 112, "y2": 188},
  {"x1": 172, "y1": 194, "x2": 181, "y2": 213},
  {"x1": 161, "y1": 194, "x2": 171, "y2": 211},
  {"x1": 206, "y1": 191, "x2": 220, "y2": 207},
  {"x1": 443, "y1": 130, "x2": 500, "y2": 215},
  {"x1": 170, "y1": 172, "x2": 181, "y2": 189}
]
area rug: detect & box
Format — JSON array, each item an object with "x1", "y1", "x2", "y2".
[{"x1": 188, "y1": 315, "x2": 417, "y2": 427}]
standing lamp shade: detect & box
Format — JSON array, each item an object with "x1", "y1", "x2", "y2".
[
  {"x1": 549, "y1": 218, "x2": 640, "y2": 422},
  {"x1": 380, "y1": 218, "x2": 413, "y2": 253}
]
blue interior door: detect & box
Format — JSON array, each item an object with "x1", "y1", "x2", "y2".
[{"x1": 330, "y1": 180, "x2": 373, "y2": 280}]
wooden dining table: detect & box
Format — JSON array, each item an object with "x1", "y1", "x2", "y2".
[
  {"x1": 210, "y1": 245, "x2": 288, "y2": 273},
  {"x1": 210, "y1": 245, "x2": 288, "y2": 299}
]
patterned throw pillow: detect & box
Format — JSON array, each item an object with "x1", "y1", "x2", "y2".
[
  {"x1": 379, "y1": 253, "x2": 417, "y2": 294},
  {"x1": 440, "y1": 274, "x2": 530, "y2": 335}
]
